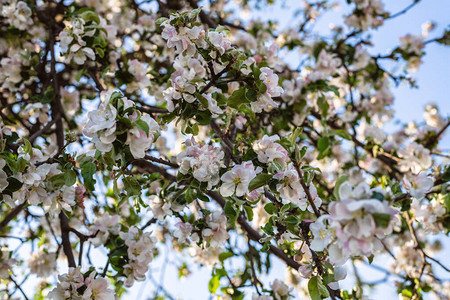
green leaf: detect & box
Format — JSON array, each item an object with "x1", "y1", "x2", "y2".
[
  {"x1": 42, "y1": 86, "x2": 55, "y2": 104},
  {"x1": 224, "y1": 201, "x2": 236, "y2": 218},
  {"x1": 16, "y1": 158, "x2": 27, "y2": 172},
  {"x1": 372, "y1": 213, "x2": 391, "y2": 228},
  {"x1": 261, "y1": 242, "x2": 270, "y2": 252},
  {"x1": 135, "y1": 119, "x2": 150, "y2": 136},
  {"x1": 115, "y1": 70, "x2": 134, "y2": 85},
  {"x1": 155, "y1": 17, "x2": 168, "y2": 26},
  {"x1": 228, "y1": 88, "x2": 248, "y2": 109},
  {"x1": 318, "y1": 280, "x2": 330, "y2": 298},
  {"x1": 322, "y1": 262, "x2": 335, "y2": 285},
  {"x1": 80, "y1": 10, "x2": 100, "y2": 24},
  {"x1": 75, "y1": 69, "x2": 85, "y2": 81},
  {"x1": 96, "y1": 47, "x2": 104, "y2": 58},
  {"x1": 248, "y1": 173, "x2": 272, "y2": 192},
  {"x1": 161, "y1": 112, "x2": 177, "y2": 124},
  {"x1": 185, "y1": 188, "x2": 196, "y2": 204},
  {"x1": 325, "y1": 85, "x2": 340, "y2": 97},
  {"x1": 401, "y1": 289, "x2": 413, "y2": 297},
  {"x1": 93, "y1": 35, "x2": 107, "y2": 48},
  {"x1": 218, "y1": 252, "x2": 234, "y2": 262},
  {"x1": 284, "y1": 215, "x2": 299, "y2": 224},
  {"x1": 65, "y1": 170, "x2": 77, "y2": 186},
  {"x1": 372, "y1": 191, "x2": 385, "y2": 201},
  {"x1": 117, "y1": 115, "x2": 133, "y2": 132},
  {"x1": 290, "y1": 127, "x2": 303, "y2": 145},
  {"x1": 81, "y1": 162, "x2": 96, "y2": 191},
  {"x1": 208, "y1": 274, "x2": 221, "y2": 294},
  {"x1": 257, "y1": 81, "x2": 267, "y2": 94},
  {"x1": 422, "y1": 283, "x2": 432, "y2": 292},
  {"x1": 264, "y1": 203, "x2": 278, "y2": 215},
  {"x1": 190, "y1": 7, "x2": 202, "y2": 20},
  {"x1": 215, "y1": 25, "x2": 230, "y2": 34},
  {"x1": 444, "y1": 194, "x2": 450, "y2": 211},
  {"x1": 49, "y1": 173, "x2": 67, "y2": 187},
  {"x1": 317, "y1": 96, "x2": 329, "y2": 118},
  {"x1": 317, "y1": 136, "x2": 331, "y2": 159},
  {"x1": 301, "y1": 165, "x2": 322, "y2": 173},
  {"x1": 242, "y1": 148, "x2": 257, "y2": 161},
  {"x1": 123, "y1": 177, "x2": 141, "y2": 197},
  {"x1": 197, "y1": 193, "x2": 210, "y2": 202},
  {"x1": 195, "y1": 110, "x2": 212, "y2": 125},
  {"x1": 308, "y1": 276, "x2": 329, "y2": 300},
  {"x1": 317, "y1": 136, "x2": 330, "y2": 153},
  {"x1": 23, "y1": 139, "x2": 32, "y2": 155},
  {"x1": 280, "y1": 203, "x2": 291, "y2": 214},
  {"x1": 184, "y1": 122, "x2": 199, "y2": 135},
  {"x1": 5, "y1": 177, "x2": 22, "y2": 193},
  {"x1": 262, "y1": 221, "x2": 273, "y2": 235},
  {"x1": 245, "y1": 88, "x2": 257, "y2": 102},
  {"x1": 330, "y1": 129, "x2": 352, "y2": 141},
  {"x1": 243, "y1": 205, "x2": 253, "y2": 221},
  {"x1": 308, "y1": 277, "x2": 321, "y2": 300},
  {"x1": 194, "y1": 92, "x2": 209, "y2": 108}
]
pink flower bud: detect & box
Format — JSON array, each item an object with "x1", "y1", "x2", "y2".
[{"x1": 253, "y1": 54, "x2": 262, "y2": 64}]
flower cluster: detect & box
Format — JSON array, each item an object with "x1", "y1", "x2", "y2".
[
  {"x1": 0, "y1": 246, "x2": 17, "y2": 280},
  {"x1": 177, "y1": 138, "x2": 224, "y2": 189},
  {"x1": 12, "y1": 161, "x2": 76, "y2": 214},
  {"x1": 28, "y1": 248, "x2": 57, "y2": 277},
  {"x1": 411, "y1": 194, "x2": 447, "y2": 234},
  {"x1": 403, "y1": 172, "x2": 434, "y2": 200},
  {"x1": 119, "y1": 226, "x2": 156, "y2": 287},
  {"x1": 1, "y1": 1, "x2": 33, "y2": 30},
  {"x1": 0, "y1": 51, "x2": 33, "y2": 93},
  {"x1": 160, "y1": 10, "x2": 284, "y2": 118},
  {"x1": 399, "y1": 34, "x2": 425, "y2": 72},
  {"x1": 345, "y1": 0, "x2": 385, "y2": 30},
  {"x1": 273, "y1": 169, "x2": 306, "y2": 208},
  {"x1": 251, "y1": 134, "x2": 322, "y2": 211},
  {"x1": 251, "y1": 67, "x2": 284, "y2": 113},
  {"x1": 310, "y1": 181, "x2": 397, "y2": 265},
  {"x1": 311, "y1": 50, "x2": 341, "y2": 80},
  {"x1": 48, "y1": 267, "x2": 115, "y2": 300},
  {"x1": 59, "y1": 17, "x2": 98, "y2": 65},
  {"x1": 253, "y1": 135, "x2": 289, "y2": 166},
  {"x1": 160, "y1": 12, "x2": 225, "y2": 115},
  {"x1": 202, "y1": 211, "x2": 230, "y2": 247},
  {"x1": 83, "y1": 90, "x2": 159, "y2": 158},
  {"x1": 147, "y1": 194, "x2": 172, "y2": 221},
  {"x1": 398, "y1": 142, "x2": 432, "y2": 174},
  {"x1": 89, "y1": 213, "x2": 121, "y2": 247},
  {"x1": 127, "y1": 59, "x2": 151, "y2": 92}
]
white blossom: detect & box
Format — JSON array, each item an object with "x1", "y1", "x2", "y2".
[{"x1": 220, "y1": 161, "x2": 261, "y2": 197}]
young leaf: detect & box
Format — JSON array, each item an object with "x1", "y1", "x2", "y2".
[
  {"x1": 330, "y1": 129, "x2": 352, "y2": 141},
  {"x1": 243, "y1": 205, "x2": 254, "y2": 221},
  {"x1": 248, "y1": 173, "x2": 272, "y2": 192},
  {"x1": 123, "y1": 177, "x2": 141, "y2": 197},
  {"x1": 135, "y1": 119, "x2": 150, "y2": 136},
  {"x1": 81, "y1": 162, "x2": 97, "y2": 191},
  {"x1": 219, "y1": 252, "x2": 234, "y2": 262},
  {"x1": 308, "y1": 276, "x2": 321, "y2": 300},
  {"x1": 264, "y1": 203, "x2": 278, "y2": 215},
  {"x1": 372, "y1": 213, "x2": 391, "y2": 228}
]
